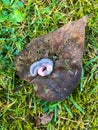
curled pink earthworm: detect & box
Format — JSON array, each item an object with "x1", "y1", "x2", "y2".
[{"x1": 30, "y1": 58, "x2": 54, "y2": 77}]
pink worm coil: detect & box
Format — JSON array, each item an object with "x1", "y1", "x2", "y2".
[{"x1": 30, "y1": 58, "x2": 54, "y2": 77}]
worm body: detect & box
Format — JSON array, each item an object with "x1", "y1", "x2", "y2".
[{"x1": 30, "y1": 58, "x2": 54, "y2": 77}]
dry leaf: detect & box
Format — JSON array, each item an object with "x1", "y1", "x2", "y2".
[
  {"x1": 35, "y1": 112, "x2": 53, "y2": 125},
  {"x1": 14, "y1": 16, "x2": 88, "y2": 101},
  {"x1": 40, "y1": 112, "x2": 53, "y2": 125}
]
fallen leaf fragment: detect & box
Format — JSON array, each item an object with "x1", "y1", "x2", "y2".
[{"x1": 14, "y1": 16, "x2": 88, "y2": 101}]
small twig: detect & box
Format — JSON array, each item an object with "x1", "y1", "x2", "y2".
[
  {"x1": 11, "y1": 82, "x2": 31, "y2": 93},
  {"x1": 58, "y1": 116, "x2": 84, "y2": 124},
  {"x1": 11, "y1": 77, "x2": 38, "y2": 93}
]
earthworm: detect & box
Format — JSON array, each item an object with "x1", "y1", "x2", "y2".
[{"x1": 30, "y1": 58, "x2": 54, "y2": 77}]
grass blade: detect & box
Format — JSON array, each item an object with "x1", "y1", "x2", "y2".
[
  {"x1": 64, "y1": 104, "x2": 73, "y2": 118},
  {"x1": 69, "y1": 97, "x2": 85, "y2": 114}
]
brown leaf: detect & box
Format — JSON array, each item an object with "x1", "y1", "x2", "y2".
[
  {"x1": 35, "y1": 112, "x2": 53, "y2": 126},
  {"x1": 34, "y1": 116, "x2": 41, "y2": 126},
  {"x1": 14, "y1": 16, "x2": 88, "y2": 101},
  {"x1": 40, "y1": 112, "x2": 53, "y2": 125}
]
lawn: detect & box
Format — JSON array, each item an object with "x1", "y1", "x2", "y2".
[{"x1": 0, "y1": 0, "x2": 98, "y2": 130}]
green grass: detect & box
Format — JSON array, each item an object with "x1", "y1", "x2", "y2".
[{"x1": 0, "y1": 0, "x2": 98, "y2": 129}]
